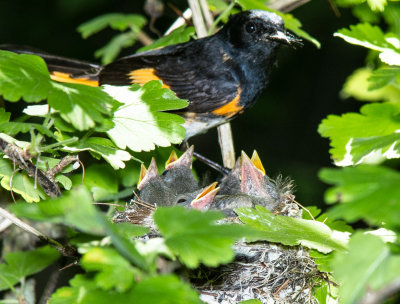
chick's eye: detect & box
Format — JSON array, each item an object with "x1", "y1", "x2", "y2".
[
  {"x1": 177, "y1": 198, "x2": 187, "y2": 204},
  {"x1": 245, "y1": 22, "x2": 256, "y2": 33}
]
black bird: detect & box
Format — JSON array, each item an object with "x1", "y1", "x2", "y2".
[{"x1": 1, "y1": 10, "x2": 300, "y2": 138}]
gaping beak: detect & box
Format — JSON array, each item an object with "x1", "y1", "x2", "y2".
[
  {"x1": 191, "y1": 182, "x2": 219, "y2": 210},
  {"x1": 269, "y1": 30, "x2": 303, "y2": 47}
]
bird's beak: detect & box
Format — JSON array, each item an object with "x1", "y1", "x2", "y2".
[
  {"x1": 268, "y1": 30, "x2": 303, "y2": 47},
  {"x1": 165, "y1": 145, "x2": 194, "y2": 170},
  {"x1": 138, "y1": 157, "x2": 159, "y2": 190},
  {"x1": 191, "y1": 182, "x2": 219, "y2": 210}
]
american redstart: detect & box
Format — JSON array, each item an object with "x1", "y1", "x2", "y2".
[{"x1": 1, "y1": 10, "x2": 300, "y2": 139}]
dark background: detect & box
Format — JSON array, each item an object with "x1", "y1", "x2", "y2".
[{"x1": 0, "y1": 0, "x2": 365, "y2": 207}]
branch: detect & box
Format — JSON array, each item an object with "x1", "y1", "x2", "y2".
[
  {"x1": 268, "y1": 0, "x2": 311, "y2": 12},
  {"x1": 0, "y1": 137, "x2": 78, "y2": 198},
  {"x1": 0, "y1": 206, "x2": 78, "y2": 257},
  {"x1": 359, "y1": 278, "x2": 400, "y2": 304}
]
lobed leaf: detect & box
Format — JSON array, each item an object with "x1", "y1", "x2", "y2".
[
  {"x1": 236, "y1": 205, "x2": 348, "y2": 253},
  {"x1": 332, "y1": 233, "x2": 400, "y2": 304},
  {"x1": 318, "y1": 102, "x2": 400, "y2": 166},
  {"x1": 320, "y1": 165, "x2": 400, "y2": 229},
  {"x1": 154, "y1": 206, "x2": 250, "y2": 268},
  {"x1": 335, "y1": 23, "x2": 400, "y2": 65},
  {"x1": 105, "y1": 81, "x2": 188, "y2": 152},
  {"x1": 0, "y1": 246, "x2": 59, "y2": 291}
]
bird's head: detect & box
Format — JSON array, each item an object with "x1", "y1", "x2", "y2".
[{"x1": 222, "y1": 10, "x2": 301, "y2": 49}]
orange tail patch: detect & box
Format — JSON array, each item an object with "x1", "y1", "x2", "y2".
[
  {"x1": 50, "y1": 71, "x2": 99, "y2": 87},
  {"x1": 127, "y1": 68, "x2": 170, "y2": 89}
]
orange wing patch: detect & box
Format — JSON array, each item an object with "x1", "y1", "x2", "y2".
[
  {"x1": 50, "y1": 71, "x2": 99, "y2": 87},
  {"x1": 127, "y1": 68, "x2": 170, "y2": 89},
  {"x1": 212, "y1": 87, "x2": 243, "y2": 118}
]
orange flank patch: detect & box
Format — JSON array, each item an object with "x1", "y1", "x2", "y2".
[
  {"x1": 212, "y1": 87, "x2": 243, "y2": 118},
  {"x1": 50, "y1": 71, "x2": 99, "y2": 87},
  {"x1": 127, "y1": 68, "x2": 170, "y2": 89}
]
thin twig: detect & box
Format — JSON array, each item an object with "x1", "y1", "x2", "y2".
[
  {"x1": 292, "y1": 199, "x2": 315, "y2": 220},
  {"x1": 0, "y1": 206, "x2": 78, "y2": 258},
  {"x1": 48, "y1": 155, "x2": 79, "y2": 178},
  {"x1": 39, "y1": 264, "x2": 61, "y2": 304}
]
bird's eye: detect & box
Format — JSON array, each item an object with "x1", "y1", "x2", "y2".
[
  {"x1": 177, "y1": 198, "x2": 187, "y2": 204},
  {"x1": 245, "y1": 22, "x2": 256, "y2": 34}
]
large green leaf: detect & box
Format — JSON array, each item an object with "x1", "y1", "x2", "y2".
[
  {"x1": 105, "y1": 81, "x2": 188, "y2": 152},
  {"x1": 0, "y1": 246, "x2": 59, "y2": 291},
  {"x1": 62, "y1": 137, "x2": 132, "y2": 169},
  {"x1": 335, "y1": 23, "x2": 400, "y2": 65},
  {"x1": 318, "y1": 102, "x2": 400, "y2": 166},
  {"x1": 320, "y1": 165, "x2": 400, "y2": 229},
  {"x1": 332, "y1": 233, "x2": 400, "y2": 304},
  {"x1": 0, "y1": 50, "x2": 116, "y2": 131},
  {"x1": 10, "y1": 186, "x2": 105, "y2": 235},
  {"x1": 236, "y1": 205, "x2": 348, "y2": 253},
  {"x1": 154, "y1": 206, "x2": 249, "y2": 268}
]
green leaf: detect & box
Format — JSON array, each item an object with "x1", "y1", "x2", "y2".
[
  {"x1": 81, "y1": 247, "x2": 137, "y2": 292},
  {"x1": 10, "y1": 186, "x2": 105, "y2": 235},
  {"x1": 50, "y1": 82, "x2": 115, "y2": 131},
  {"x1": 95, "y1": 32, "x2": 139, "y2": 64},
  {"x1": 335, "y1": 23, "x2": 400, "y2": 65},
  {"x1": 309, "y1": 250, "x2": 334, "y2": 273},
  {"x1": 239, "y1": 300, "x2": 263, "y2": 304},
  {"x1": 0, "y1": 108, "x2": 11, "y2": 123},
  {"x1": 318, "y1": 102, "x2": 400, "y2": 166},
  {"x1": 138, "y1": 26, "x2": 196, "y2": 53},
  {"x1": 0, "y1": 121, "x2": 55, "y2": 138},
  {"x1": 0, "y1": 50, "x2": 52, "y2": 102},
  {"x1": 335, "y1": 0, "x2": 364, "y2": 7},
  {"x1": 0, "y1": 158, "x2": 46, "y2": 202},
  {"x1": 236, "y1": 1, "x2": 320, "y2": 48},
  {"x1": 63, "y1": 137, "x2": 132, "y2": 169},
  {"x1": 236, "y1": 206, "x2": 348, "y2": 253},
  {"x1": 55, "y1": 175, "x2": 72, "y2": 190},
  {"x1": 0, "y1": 50, "x2": 117, "y2": 131},
  {"x1": 76, "y1": 164, "x2": 119, "y2": 200},
  {"x1": 367, "y1": 0, "x2": 387, "y2": 12},
  {"x1": 49, "y1": 274, "x2": 131, "y2": 304},
  {"x1": 341, "y1": 68, "x2": 400, "y2": 103},
  {"x1": 319, "y1": 165, "x2": 400, "y2": 229},
  {"x1": 77, "y1": 13, "x2": 146, "y2": 38},
  {"x1": 131, "y1": 275, "x2": 201, "y2": 304},
  {"x1": 101, "y1": 219, "x2": 151, "y2": 272},
  {"x1": 154, "y1": 206, "x2": 249, "y2": 268},
  {"x1": 332, "y1": 233, "x2": 400, "y2": 304},
  {"x1": 0, "y1": 246, "x2": 59, "y2": 291},
  {"x1": 368, "y1": 67, "x2": 400, "y2": 90},
  {"x1": 105, "y1": 81, "x2": 188, "y2": 152}
]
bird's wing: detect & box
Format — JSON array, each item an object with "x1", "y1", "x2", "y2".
[{"x1": 99, "y1": 40, "x2": 241, "y2": 114}]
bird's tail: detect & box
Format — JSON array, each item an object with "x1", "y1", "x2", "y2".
[{"x1": 0, "y1": 44, "x2": 101, "y2": 87}]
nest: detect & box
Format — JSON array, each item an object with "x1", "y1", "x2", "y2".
[
  {"x1": 187, "y1": 242, "x2": 318, "y2": 304},
  {"x1": 114, "y1": 200, "x2": 320, "y2": 303}
]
